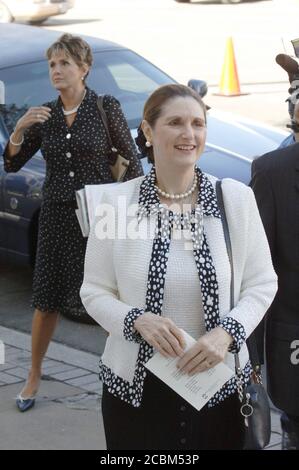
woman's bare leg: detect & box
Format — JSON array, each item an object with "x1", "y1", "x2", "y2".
[{"x1": 20, "y1": 308, "x2": 59, "y2": 398}]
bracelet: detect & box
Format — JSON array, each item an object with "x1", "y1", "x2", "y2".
[{"x1": 10, "y1": 133, "x2": 24, "y2": 146}]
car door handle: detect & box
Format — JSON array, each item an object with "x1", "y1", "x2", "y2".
[{"x1": 9, "y1": 197, "x2": 19, "y2": 210}]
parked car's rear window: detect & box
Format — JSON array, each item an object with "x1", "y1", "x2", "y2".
[{"x1": 0, "y1": 49, "x2": 173, "y2": 133}]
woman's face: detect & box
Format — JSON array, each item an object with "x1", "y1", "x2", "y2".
[
  {"x1": 48, "y1": 50, "x2": 88, "y2": 91},
  {"x1": 143, "y1": 96, "x2": 206, "y2": 170}
]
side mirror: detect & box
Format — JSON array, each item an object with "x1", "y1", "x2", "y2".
[{"x1": 188, "y1": 79, "x2": 208, "y2": 98}]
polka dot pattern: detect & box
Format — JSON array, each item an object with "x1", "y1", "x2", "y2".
[
  {"x1": 124, "y1": 307, "x2": 145, "y2": 343},
  {"x1": 100, "y1": 167, "x2": 250, "y2": 408},
  {"x1": 3, "y1": 87, "x2": 143, "y2": 201},
  {"x1": 221, "y1": 316, "x2": 246, "y2": 353},
  {"x1": 3, "y1": 87, "x2": 143, "y2": 313}
]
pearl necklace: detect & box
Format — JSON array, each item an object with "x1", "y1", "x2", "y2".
[
  {"x1": 155, "y1": 174, "x2": 198, "y2": 200},
  {"x1": 62, "y1": 89, "x2": 86, "y2": 116}
]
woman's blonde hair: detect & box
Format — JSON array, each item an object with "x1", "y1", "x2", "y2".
[{"x1": 46, "y1": 34, "x2": 93, "y2": 81}]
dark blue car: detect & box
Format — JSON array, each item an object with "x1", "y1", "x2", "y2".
[{"x1": 0, "y1": 23, "x2": 286, "y2": 268}]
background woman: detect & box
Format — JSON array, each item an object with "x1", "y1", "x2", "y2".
[{"x1": 3, "y1": 33, "x2": 143, "y2": 412}]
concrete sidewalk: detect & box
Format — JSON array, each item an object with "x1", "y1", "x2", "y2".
[
  {"x1": 0, "y1": 326, "x2": 105, "y2": 450},
  {"x1": 0, "y1": 326, "x2": 282, "y2": 450}
]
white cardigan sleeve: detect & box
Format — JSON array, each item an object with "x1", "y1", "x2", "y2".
[
  {"x1": 80, "y1": 209, "x2": 144, "y2": 340},
  {"x1": 222, "y1": 183, "x2": 278, "y2": 341}
]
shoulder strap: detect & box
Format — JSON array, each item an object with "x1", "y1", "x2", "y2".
[
  {"x1": 215, "y1": 180, "x2": 234, "y2": 310},
  {"x1": 215, "y1": 180, "x2": 260, "y2": 370},
  {"x1": 96, "y1": 95, "x2": 115, "y2": 150}
]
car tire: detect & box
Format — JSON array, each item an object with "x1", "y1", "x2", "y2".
[{"x1": 0, "y1": 2, "x2": 13, "y2": 23}]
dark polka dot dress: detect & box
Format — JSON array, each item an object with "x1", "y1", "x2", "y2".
[{"x1": 3, "y1": 87, "x2": 143, "y2": 314}]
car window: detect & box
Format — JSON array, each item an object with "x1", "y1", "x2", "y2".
[
  {"x1": 89, "y1": 50, "x2": 174, "y2": 128},
  {"x1": 0, "y1": 49, "x2": 174, "y2": 133},
  {"x1": 107, "y1": 62, "x2": 159, "y2": 94}
]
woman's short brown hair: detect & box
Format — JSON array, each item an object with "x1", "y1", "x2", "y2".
[
  {"x1": 46, "y1": 34, "x2": 93, "y2": 80},
  {"x1": 135, "y1": 84, "x2": 207, "y2": 164}
]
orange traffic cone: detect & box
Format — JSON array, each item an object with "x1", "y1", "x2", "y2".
[{"x1": 215, "y1": 37, "x2": 247, "y2": 97}]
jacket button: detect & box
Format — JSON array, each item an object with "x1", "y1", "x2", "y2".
[
  {"x1": 66, "y1": 152, "x2": 72, "y2": 158},
  {"x1": 180, "y1": 421, "x2": 186, "y2": 427},
  {"x1": 66, "y1": 133, "x2": 71, "y2": 139},
  {"x1": 180, "y1": 438, "x2": 187, "y2": 445},
  {"x1": 69, "y1": 171, "x2": 75, "y2": 178},
  {"x1": 180, "y1": 405, "x2": 186, "y2": 412}
]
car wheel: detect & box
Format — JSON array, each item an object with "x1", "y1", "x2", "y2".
[{"x1": 0, "y1": 2, "x2": 13, "y2": 23}]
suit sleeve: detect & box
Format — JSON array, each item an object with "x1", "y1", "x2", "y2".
[
  {"x1": 250, "y1": 158, "x2": 276, "y2": 259},
  {"x1": 249, "y1": 159, "x2": 277, "y2": 363},
  {"x1": 2, "y1": 123, "x2": 42, "y2": 173}
]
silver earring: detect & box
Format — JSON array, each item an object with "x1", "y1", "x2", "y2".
[
  {"x1": 81, "y1": 77, "x2": 85, "y2": 81},
  {"x1": 145, "y1": 141, "x2": 152, "y2": 148}
]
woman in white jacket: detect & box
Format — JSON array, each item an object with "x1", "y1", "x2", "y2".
[{"x1": 80, "y1": 84, "x2": 277, "y2": 450}]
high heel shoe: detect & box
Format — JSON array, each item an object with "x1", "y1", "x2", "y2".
[{"x1": 16, "y1": 393, "x2": 36, "y2": 412}]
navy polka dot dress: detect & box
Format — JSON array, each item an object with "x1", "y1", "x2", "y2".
[{"x1": 3, "y1": 87, "x2": 143, "y2": 315}]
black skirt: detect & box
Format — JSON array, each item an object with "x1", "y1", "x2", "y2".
[
  {"x1": 31, "y1": 200, "x2": 87, "y2": 314},
  {"x1": 102, "y1": 371, "x2": 246, "y2": 451}
]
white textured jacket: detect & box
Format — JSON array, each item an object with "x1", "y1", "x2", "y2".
[{"x1": 80, "y1": 171, "x2": 277, "y2": 407}]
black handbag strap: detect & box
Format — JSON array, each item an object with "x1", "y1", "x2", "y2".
[
  {"x1": 215, "y1": 180, "x2": 234, "y2": 311},
  {"x1": 96, "y1": 95, "x2": 117, "y2": 152},
  {"x1": 215, "y1": 180, "x2": 260, "y2": 371}
]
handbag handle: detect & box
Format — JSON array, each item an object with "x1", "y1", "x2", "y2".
[{"x1": 215, "y1": 181, "x2": 261, "y2": 374}]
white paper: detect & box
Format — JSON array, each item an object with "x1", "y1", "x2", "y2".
[
  {"x1": 75, "y1": 183, "x2": 119, "y2": 237},
  {"x1": 145, "y1": 331, "x2": 234, "y2": 411},
  {"x1": 85, "y1": 183, "x2": 118, "y2": 227}
]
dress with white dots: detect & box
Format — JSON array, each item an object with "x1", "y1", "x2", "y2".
[{"x1": 3, "y1": 87, "x2": 143, "y2": 314}]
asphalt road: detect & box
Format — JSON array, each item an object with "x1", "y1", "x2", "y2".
[
  {"x1": 0, "y1": 259, "x2": 107, "y2": 355},
  {"x1": 42, "y1": 0, "x2": 299, "y2": 85},
  {"x1": 40, "y1": 0, "x2": 299, "y2": 128}
]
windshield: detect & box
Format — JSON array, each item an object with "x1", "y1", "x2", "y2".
[{"x1": 0, "y1": 49, "x2": 175, "y2": 133}]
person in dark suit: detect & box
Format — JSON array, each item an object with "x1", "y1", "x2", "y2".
[{"x1": 251, "y1": 143, "x2": 299, "y2": 450}]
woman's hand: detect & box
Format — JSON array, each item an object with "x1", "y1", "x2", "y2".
[
  {"x1": 15, "y1": 106, "x2": 52, "y2": 134},
  {"x1": 134, "y1": 312, "x2": 186, "y2": 358},
  {"x1": 177, "y1": 327, "x2": 233, "y2": 375}
]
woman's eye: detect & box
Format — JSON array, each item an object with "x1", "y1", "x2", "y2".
[{"x1": 169, "y1": 120, "x2": 180, "y2": 126}]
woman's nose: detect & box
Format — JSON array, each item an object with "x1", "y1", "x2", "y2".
[{"x1": 181, "y1": 125, "x2": 194, "y2": 139}]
